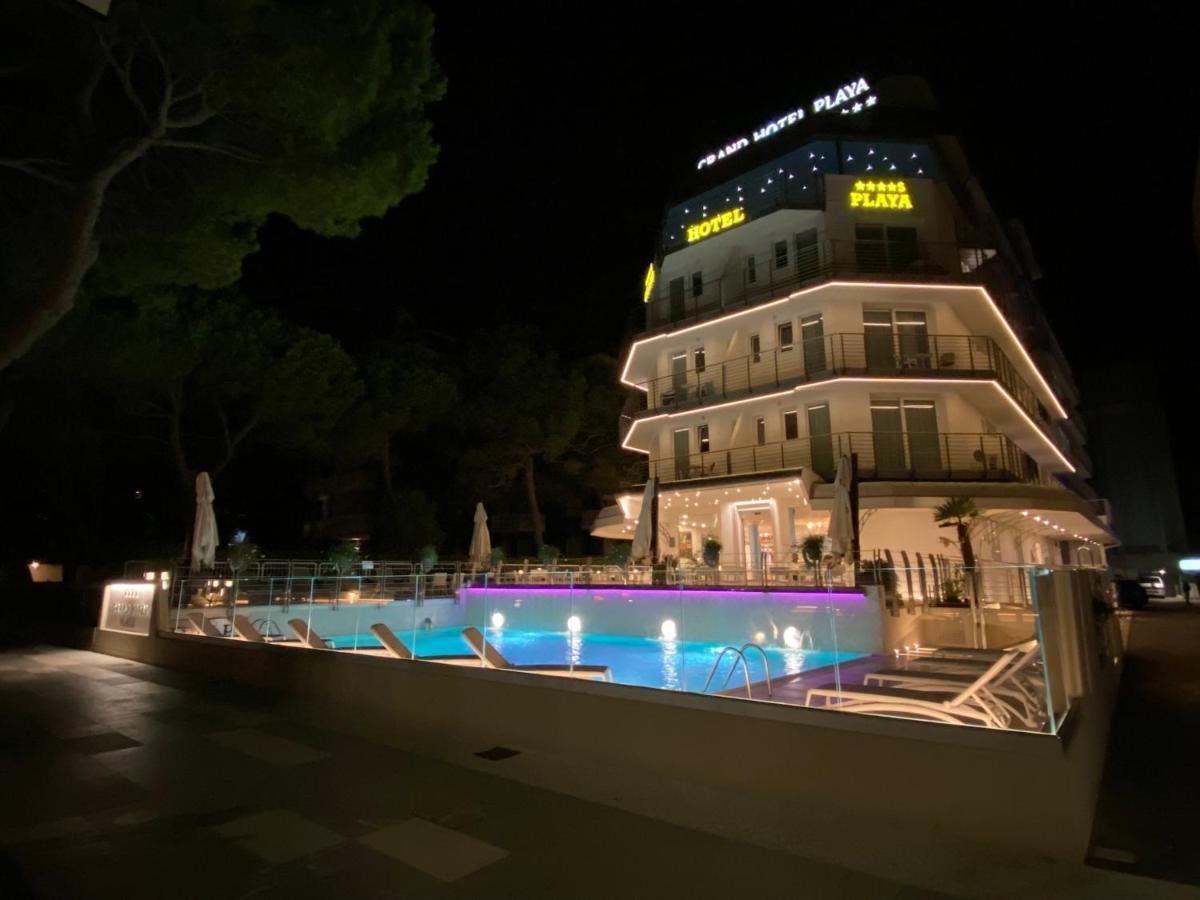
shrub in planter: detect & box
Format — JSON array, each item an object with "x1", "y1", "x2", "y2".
[
  {"x1": 327, "y1": 540, "x2": 359, "y2": 575},
  {"x1": 702, "y1": 537, "x2": 722, "y2": 567}
]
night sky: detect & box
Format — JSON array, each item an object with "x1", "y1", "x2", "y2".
[{"x1": 242, "y1": 5, "x2": 1200, "y2": 538}]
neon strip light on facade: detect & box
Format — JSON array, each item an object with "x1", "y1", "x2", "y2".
[
  {"x1": 459, "y1": 586, "x2": 867, "y2": 604},
  {"x1": 622, "y1": 376, "x2": 1074, "y2": 471},
  {"x1": 621, "y1": 280, "x2": 1069, "y2": 420}
]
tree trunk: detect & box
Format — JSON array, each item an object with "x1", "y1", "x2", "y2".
[
  {"x1": 380, "y1": 432, "x2": 395, "y2": 501},
  {"x1": 0, "y1": 137, "x2": 153, "y2": 372},
  {"x1": 956, "y1": 521, "x2": 976, "y2": 570},
  {"x1": 522, "y1": 453, "x2": 544, "y2": 551}
]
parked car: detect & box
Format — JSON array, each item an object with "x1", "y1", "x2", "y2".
[
  {"x1": 1137, "y1": 573, "x2": 1167, "y2": 599},
  {"x1": 1115, "y1": 580, "x2": 1149, "y2": 610}
]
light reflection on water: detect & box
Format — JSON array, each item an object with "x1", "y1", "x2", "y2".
[
  {"x1": 660, "y1": 638, "x2": 681, "y2": 691},
  {"x1": 329, "y1": 626, "x2": 859, "y2": 692}
]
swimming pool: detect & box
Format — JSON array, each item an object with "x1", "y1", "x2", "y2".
[{"x1": 328, "y1": 626, "x2": 862, "y2": 693}]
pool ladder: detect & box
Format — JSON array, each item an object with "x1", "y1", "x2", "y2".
[{"x1": 701, "y1": 643, "x2": 772, "y2": 699}]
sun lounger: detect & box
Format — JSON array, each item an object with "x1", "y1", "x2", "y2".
[
  {"x1": 805, "y1": 650, "x2": 1021, "y2": 728},
  {"x1": 461, "y1": 626, "x2": 612, "y2": 681},
  {"x1": 368, "y1": 624, "x2": 477, "y2": 664},
  {"x1": 905, "y1": 637, "x2": 1036, "y2": 661},
  {"x1": 863, "y1": 645, "x2": 1045, "y2": 727},
  {"x1": 232, "y1": 615, "x2": 265, "y2": 642},
  {"x1": 186, "y1": 611, "x2": 225, "y2": 638},
  {"x1": 288, "y1": 619, "x2": 332, "y2": 649}
]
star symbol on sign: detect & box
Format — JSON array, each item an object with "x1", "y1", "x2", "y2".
[
  {"x1": 865, "y1": 181, "x2": 876, "y2": 192},
  {"x1": 852, "y1": 101, "x2": 863, "y2": 113},
  {"x1": 865, "y1": 95, "x2": 878, "y2": 107},
  {"x1": 854, "y1": 181, "x2": 866, "y2": 191}
]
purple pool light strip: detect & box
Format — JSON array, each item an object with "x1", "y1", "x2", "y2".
[{"x1": 459, "y1": 585, "x2": 868, "y2": 604}]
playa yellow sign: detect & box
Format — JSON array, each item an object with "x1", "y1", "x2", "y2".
[
  {"x1": 849, "y1": 180, "x2": 913, "y2": 210},
  {"x1": 686, "y1": 207, "x2": 747, "y2": 244}
]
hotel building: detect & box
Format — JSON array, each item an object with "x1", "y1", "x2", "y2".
[{"x1": 595, "y1": 76, "x2": 1115, "y2": 598}]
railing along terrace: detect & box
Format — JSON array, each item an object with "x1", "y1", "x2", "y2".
[
  {"x1": 632, "y1": 332, "x2": 1053, "y2": 431},
  {"x1": 644, "y1": 236, "x2": 973, "y2": 332},
  {"x1": 165, "y1": 564, "x2": 859, "y2": 621},
  {"x1": 634, "y1": 431, "x2": 1038, "y2": 485},
  {"x1": 643, "y1": 234, "x2": 1047, "y2": 331}
]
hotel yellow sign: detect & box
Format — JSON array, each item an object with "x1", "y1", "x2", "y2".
[
  {"x1": 849, "y1": 180, "x2": 913, "y2": 210},
  {"x1": 643, "y1": 263, "x2": 656, "y2": 303},
  {"x1": 686, "y1": 207, "x2": 747, "y2": 243}
]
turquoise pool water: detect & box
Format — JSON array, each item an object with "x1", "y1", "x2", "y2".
[{"x1": 328, "y1": 626, "x2": 862, "y2": 693}]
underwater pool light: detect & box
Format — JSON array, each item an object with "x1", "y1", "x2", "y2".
[{"x1": 660, "y1": 619, "x2": 678, "y2": 640}]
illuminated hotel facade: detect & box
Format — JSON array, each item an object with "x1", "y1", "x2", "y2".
[{"x1": 594, "y1": 76, "x2": 1115, "y2": 595}]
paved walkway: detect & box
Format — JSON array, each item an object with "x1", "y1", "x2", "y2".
[
  {"x1": 1089, "y1": 600, "x2": 1200, "y2": 885},
  {"x1": 0, "y1": 643, "x2": 1194, "y2": 899}
]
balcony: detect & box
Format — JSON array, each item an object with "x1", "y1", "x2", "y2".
[
  {"x1": 634, "y1": 432, "x2": 1039, "y2": 486},
  {"x1": 630, "y1": 332, "x2": 1054, "y2": 433},
  {"x1": 644, "y1": 236, "x2": 1000, "y2": 334}
]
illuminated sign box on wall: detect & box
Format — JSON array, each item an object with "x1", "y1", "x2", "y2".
[
  {"x1": 849, "y1": 180, "x2": 913, "y2": 211},
  {"x1": 686, "y1": 207, "x2": 746, "y2": 244},
  {"x1": 99, "y1": 582, "x2": 156, "y2": 636}
]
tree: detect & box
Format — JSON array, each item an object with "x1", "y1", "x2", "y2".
[
  {"x1": 0, "y1": 0, "x2": 443, "y2": 371},
  {"x1": 88, "y1": 290, "x2": 362, "y2": 511},
  {"x1": 339, "y1": 339, "x2": 458, "y2": 502},
  {"x1": 933, "y1": 496, "x2": 980, "y2": 570},
  {"x1": 460, "y1": 327, "x2": 585, "y2": 551}
]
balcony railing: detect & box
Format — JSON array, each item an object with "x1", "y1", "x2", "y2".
[
  {"x1": 635, "y1": 432, "x2": 1039, "y2": 486},
  {"x1": 643, "y1": 236, "x2": 994, "y2": 334},
  {"x1": 631, "y1": 332, "x2": 1053, "y2": 431}
]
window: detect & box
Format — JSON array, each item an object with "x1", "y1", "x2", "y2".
[
  {"x1": 783, "y1": 410, "x2": 799, "y2": 440},
  {"x1": 691, "y1": 271, "x2": 703, "y2": 297},
  {"x1": 750, "y1": 334, "x2": 761, "y2": 363},
  {"x1": 777, "y1": 322, "x2": 794, "y2": 352},
  {"x1": 756, "y1": 416, "x2": 767, "y2": 445},
  {"x1": 746, "y1": 254, "x2": 757, "y2": 284},
  {"x1": 774, "y1": 240, "x2": 788, "y2": 268},
  {"x1": 694, "y1": 347, "x2": 706, "y2": 372},
  {"x1": 697, "y1": 423, "x2": 710, "y2": 453}
]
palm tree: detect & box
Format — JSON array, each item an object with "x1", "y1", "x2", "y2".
[{"x1": 933, "y1": 497, "x2": 980, "y2": 569}]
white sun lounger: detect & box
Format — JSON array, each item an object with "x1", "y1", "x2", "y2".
[
  {"x1": 288, "y1": 619, "x2": 332, "y2": 649},
  {"x1": 368, "y1": 624, "x2": 477, "y2": 664},
  {"x1": 905, "y1": 637, "x2": 1037, "y2": 661},
  {"x1": 863, "y1": 645, "x2": 1045, "y2": 727},
  {"x1": 461, "y1": 627, "x2": 612, "y2": 681},
  {"x1": 186, "y1": 611, "x2": 225, "y2": 638},
  {"x1": 232, "y1": 615, "x2": 265, "y2": 642},
  {"x1": 805, "y1": 650, "x2": 1022, "y2": 728}
]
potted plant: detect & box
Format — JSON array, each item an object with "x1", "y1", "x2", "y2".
[
  {"x1": 940, "y1": 574, "x2": 966, "y2": 606},
  {"x1": 226, "y1": 541, "x2": 261, "y2": 575},
  {"x1": 702, "y1": 536, "x2": 722, "y2": 568},
  {"x1": 800, "y1": 535, "x2": 824, "y2": 575},
  {"x1": 488, "y1": 547, "x2": 505, "y2": 573},
  {"x1": 418, "y1": 544, "x2": 438, "y2": 573},
  {"x1": 538, "y1": 544, "x2": 561, "y2": 567},
  {"x1": 327, "y1": 540, "x2": 359, "y2": 576},
  {"x1": 934, "y1": 497, "x2": 980, "y2": 600}
]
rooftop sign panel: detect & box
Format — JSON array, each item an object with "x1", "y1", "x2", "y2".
[{"x1": 695, "y1": 76, "x2": 874, "y2": 171}]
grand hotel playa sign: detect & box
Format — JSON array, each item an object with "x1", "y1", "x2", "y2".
[{"x1": 695, "y1": 76, "x2": 875, "y2": 171}]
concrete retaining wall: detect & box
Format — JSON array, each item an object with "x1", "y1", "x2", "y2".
[{"x1": 92, "y1": 574, "x2": 1120, "y2": 873}]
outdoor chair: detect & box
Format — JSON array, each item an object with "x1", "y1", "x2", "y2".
[
  {"x1": 461, "y1": 626, "x2": 612, "y2": 681},
  {"x1": 186, "y1": 611, "x2": 225, "y2": 638},
  {"x1": 288, "y1": 619, "x2": 332, "y2": 649},
  {"x1": 232, "y1": 615, "x2": 265, "y2": 642},
  {"x1": 804, "y1": 650, "x2": 1023, "y2": 728},
  {"x1": 862, "y1": 644, "x2": 1045, "y2": 728},
  {"x1": 369, "y1": 623, "x2": 477, "y2": 664}
]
